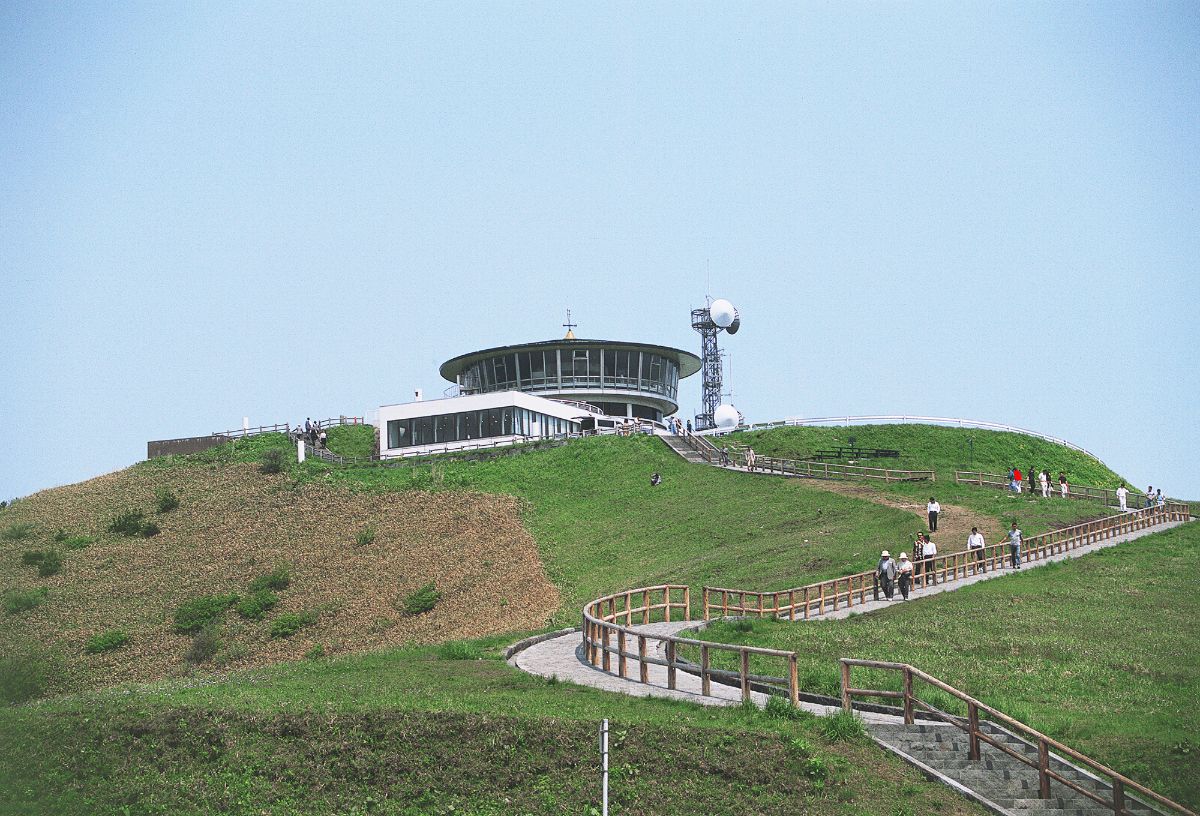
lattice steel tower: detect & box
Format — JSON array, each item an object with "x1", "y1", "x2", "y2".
[{"x1": 691, "y1": 300, "x2": 740, "y2": 431}]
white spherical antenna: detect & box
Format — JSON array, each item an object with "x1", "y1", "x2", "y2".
[
  {"x1": 714, "y1": 404, "x2": 740, "y2": 428},
  {"x1": 709, "y1": 299, "x2": 736, "y2": 329}
]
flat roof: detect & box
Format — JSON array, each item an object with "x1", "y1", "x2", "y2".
[{"x1": 439, "y1": 338, "x2": 702, "y2": 382}]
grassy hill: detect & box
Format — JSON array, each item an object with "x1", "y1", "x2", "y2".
[{"x1": 693, "y1": 522, "x2": 1200, "y2": 808}]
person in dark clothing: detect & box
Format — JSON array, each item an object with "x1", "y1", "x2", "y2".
[
  {"x1": 650, "y1": 472, "x2": 661, "y2": 487},
  {"x1": 876, "y1": 550, "x2": 897, "y2": 600}
]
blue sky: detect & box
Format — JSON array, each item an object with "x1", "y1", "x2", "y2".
[{"x1": 2, "y1": 2, "x2": 1197, "y2": 500}]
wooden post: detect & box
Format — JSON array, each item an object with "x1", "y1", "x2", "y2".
[
  {"x1": 617, "y1": 630, "x2": 627, "y2": 678},
  {"x1": 722, "y1": 589, "x2": 728, "y2": 617},
  {"x1": 968, "y1": 701, "x2": 980, "y2": 760},
  {"x1": 1038, "y1": 738, "x2": 1051, "y2": 799},
  {"x1": 666, "y1": 641, "x2": 677, "y2": 689},
  {"x1": 788, "y1": 654, "x2": 799, "y2": 707},
  {"x1": 903, "y1": 667, "x2": 914, "y2": 725},
  {"x1": 1113, "y1": 778, "x2": 1126, "y2": 815},
  {"x1": 701, "y1": 645, "x2": 711, "y2": 696},
  {"x1": 788, "y1": 589, "x2": 796, "y2": 621},
  {"x1": 683, "y1": 585, "x2": 691, "y2": 621},
  {"x1": 803, "y1": 587, "x2": 810, "y2": 619},
  {"x1": 840, "y1": 661, "x2": 852, "y2": 712},
  {"x1": 740, "y1": 650, "x2": 751, "y2": 702},
  {"x1": 638, "y1": 636, "x2": 648, "y2": 684},
  {"x1": 625, "y1": 592, "x2": 633, "y2": 625},
  {"x1": 602, "y1": 625, "x2": 611, "y2": 672},
  {"x1": 819, "y1": 583, "x2": 826, "y2": 616},
  {"x1": 642, "y1": 589, "x2": 649, "y2": 624},
  {"x1": 758, "y1": 593, "x2": 764, "y2": 618}
]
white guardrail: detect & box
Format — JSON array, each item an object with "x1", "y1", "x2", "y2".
[{"x1": 702, "y1": 415, "x2": 1100, "y2": 462}]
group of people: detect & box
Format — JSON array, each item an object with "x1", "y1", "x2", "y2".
[
  {"x1": 1115, "y1": 483, "x2": 1167, "y2": 512},
  {"x1": 664, "y1": 416, "x2": 693, "y2": 436},
  {"x1": 1008, "y1": 467, "x2": 1070, "y2": 498},
  {"x1": 875, "y1": 522, "x2": 1024, "y2": 600},
  {"x1": 300, "y1": 417, "x2": 327, "y2": 449}
]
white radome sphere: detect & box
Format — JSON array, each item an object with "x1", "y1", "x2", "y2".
[
  {"x1": 709, "y1": 299, "x2": 736, "y2": 328},
  {"x1": 714, "y1": 404, "x2": 740, "y2": 428}
]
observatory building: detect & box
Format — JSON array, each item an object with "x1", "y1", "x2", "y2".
[{"x1": 377, "y1": 330, "x2": 701, "y2": 457}]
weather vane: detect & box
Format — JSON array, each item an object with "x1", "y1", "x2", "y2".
[{"x1": 563, "y1": 308, "x2": 578, "y2": 339}]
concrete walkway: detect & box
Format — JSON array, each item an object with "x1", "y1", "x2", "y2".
[{"x1": 509, "y1": 520, "x2": 1185, "y2": 715}]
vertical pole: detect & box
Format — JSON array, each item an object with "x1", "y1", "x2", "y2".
[
  {"x1": 683, "y1": 585, "x2": 690, "y2": 621},
  {"x1": 703, "y1": 586, "x2": 709, "y2": 621},
  {"x1": 617, "y1": 630, "x2": 627, "y2": 677},
  {"x1": 602, "y1": 625, "x2": 611, "y2": 672},
  {"x1": 758, "y1": 593, "x2": 764, "y2": 618},
  {"x1": 701, "y1": 645, "x2": 711, "y2": 696},
  {"x1": 803, "y1": 587, "x2": 810, "y2": 619},
  {"x1": 740, "y1": 650, "x2": 751, "y2": 702},
  {"x1": 666, "y1": 641, "x2": 677, "y2": 690},
  {"x1": 1038, "y1": 738, "x2": 1051, "y2": 799},
  {"x1": 642, "y1": 589, "x2": 649, "y2": 624},
  {"x1": 840, "y1": 660, "x2": 852, "y2": 712},
  {"x1": 1113, "y1": 778, "x2": 1126, "y2": 815},
  {"x1": 903, "y1": 667, "x2": 914, "y2": 725},
  {"x1": 788, "y1": 654, "x2": 799, "y2": 707},
  {"x1": 600, "y1": 719, "x2": 609, "y2": 816},
  {"x1": 638, "y1": 636, "x2": 648, "y2": 684},
  {"x1": 968, "y1": 702, "x2": 980, "y2": 760},
  {"x1": 819, "y1": 583, "x2": 826, "y2": 616}
]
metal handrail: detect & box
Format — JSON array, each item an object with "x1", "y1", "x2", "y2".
[{"x1": 840, "y1": 659, "x2": 1196, "y2": 816}]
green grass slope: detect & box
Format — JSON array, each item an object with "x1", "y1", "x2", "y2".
[
  {"x1": 694, "y1": 522, "x2": 1200, "y2": 808},
  {"x1": 735, "y1": 424, "x2": 1127, "y2": 487}
]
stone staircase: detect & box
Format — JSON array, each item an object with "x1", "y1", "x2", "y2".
[
  {"x1": 662, "y1": 434, "x2": 710, "y2": 465},
  {"x1": 870, "y1": 722, "x2": 1167, "y2": 816}
]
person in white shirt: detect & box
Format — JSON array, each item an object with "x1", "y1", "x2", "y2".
[
  {"x1": 967, "y1": 526, "x2": 986, "y2": 565},
  {"x1": 922, "y1": 533, "x2": 938, "y2": 585},
  {"x1": 1156, "y1": 489, "x2": 1165, "y2": 508},
  {"x1": 927, "y1": 498, "x2": 941, "y2": 532},
  {"x1": 1039, "y1": 470, "x2": 1050, "y2": 498},
  {"x1": 1059, "y1": 472, "x2": 1069, "y2": 499},
  {"x1": 896, "y1": 553, "x2": 913, "y2": 600},
  {"x1": 1116, "y1": 483, "x2": 1129, "y2": 512}
]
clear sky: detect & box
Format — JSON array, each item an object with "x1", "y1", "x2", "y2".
[{"x1": 2, "y1": 2, "x2": 1197, "y2": 501}]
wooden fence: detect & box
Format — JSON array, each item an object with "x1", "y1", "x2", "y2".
[
  {"x1": 840, "y1": 659, "x2": 1197, "y2": 816},
  {"x1": 955, "y1": 470, "x2": 1167, "y2": 508},
  {"x1": 581, "y1": 584, "x2": 802, "y2": 705},
  {"x1": 677, "y1": 434, "x2": 935, "y2": 482},
  {"x1": 703, "y1": 503, "x2": 1190, "y2": 621}
]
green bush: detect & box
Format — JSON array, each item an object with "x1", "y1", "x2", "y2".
[
  {"x1": 109, "y1": 509, "x2": 147, "y2": 537},
  {"x1": 270, "y1": 611, "x2": 316, "y2": 638},
  {"x1": 260, "y1": 449, "x2": 285, "y2": 475},
  {"x1": 235, "y1": 589, "x2": 278, "y2": 620},
  {"x1": 400, "y1": 583, "x2": 441, "y2": 616},
  {"x1": 355, "y1": 524, "x2": 376, "y2": 547},
  {"x1": 187, "y1": 625, "x2": 222, "y2": 663},
  {"x1": 820, "y1": 709, "x2": 866, "y2": 743},
  {"x1": 63, "y1": 535, "x2": 93, "y2": 550},
  {"x1": 140, "y1": 521, "x2": 161, "y2": 538},
  {"x1": 21, "y1": 550, "x2": 62, "y2": 577},
  {"x1": 0, "y1": 641, "x2": 65, "y2": 704},
  {"x1": 305, "y1": 644, "x2": 326, "y2": 660},
  {"x1": 85, "y1": 630, "x2": 130, "y2": 654},
  {"x1": 764, "y1": 694, "x2": 813, "y2": 721},
  {"x1": 154, "y1": 487, "x2": 180, "y2": 513},
  {"x1": 437, "y1": 640, "x2": 482, "y2": 661},
  {"x1": 3, "y1": 587, "x2": 48, "y2": 615},
  {"x1": 2, "y1": 522, "x2": 35, "y2": 542},
  {"x1": 249, "y1": 564, "x2": 291, "y2": 592},
  {"x1": 173, "y1": 594, "x2": 239, "y2": 634}
]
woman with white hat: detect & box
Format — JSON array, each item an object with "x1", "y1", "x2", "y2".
[{"x1": 897, "y1": 552, "x2": 913, "y2": 600}]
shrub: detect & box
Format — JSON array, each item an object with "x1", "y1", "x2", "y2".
[
  {"x1": 187, "y1": 625, "x2": 222, "y2": 663},
  {"x1": 140, "y1": 521, "x2": 161, "y2": 538},
  {"x1": 1, "y1": 522, "x2": 35, "y2": 542},
  {"x1": 63, "y1": 535, "x2": 93, "y2": 550},
  {"x1": 0, "y1": 641, "x2": 65, "y2": 704},
  {"x1": 3, "y1": 587, "x2": 48, "y2": 615},
  {"x1": 305, "y1": 644, "x2": 326, "y2": 660},
  {"x1": 400, "y1": 583, "x2": 441, "y2": 616},
  {"x1": 52, "y1": 529, "x2": 68, "y2": 543},
  {"x1": 270, "y1": 611, "x2": 316, "y2": 639},
  {"x1": 259, "y1": 449, "x2": 285, "y2": 474},
  {"x1": 173, "y1": 594, "x2": 239, "y2": 634},
  {"x1": 732, "y1": 618, "x2": 755, "y2": 633},
  {"x1": 154, "y1": 487, "x2": 180, "y2": 513},
  {"x1": 109, "y1": 509, "x2": 147, "y2": 537},
  {"x1": 437, "y1": 640, "x2": 482, "y2": 661},
  {"x1": 235, "y1": 589, "x2": 278, "y2": 620},
  {"x1": 85, "y1": 630, "x2": 130, "y2": 654},
  {"x1": 22, "y1": 550, "x2": 62, "y2": 577},
  {"x1": 764, "y1": 694, "x2": 813, "y2": 721},
  {"x1": 355, "y1": 524, "x2": 376, "y2": 547},
  {"x1": 249, "y1": 564, "x2": 291, "y2": 592}
]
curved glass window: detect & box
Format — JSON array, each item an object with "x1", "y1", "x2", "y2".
[{"x1": 456, "y1": 346, "x2": 678, "y2": 401}]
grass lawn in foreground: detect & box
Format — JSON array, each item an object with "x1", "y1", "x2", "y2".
[
  {"x1": 692, "y1": 522, "x2": 1200, "y2": 808},
  {"x1": 0, "y1": 636, "x2": 987, "y2": 816}
]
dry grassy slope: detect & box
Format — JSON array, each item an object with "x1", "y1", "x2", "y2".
[{"x1": 0, "y1": 463, "x2": 558, "y2": 691}]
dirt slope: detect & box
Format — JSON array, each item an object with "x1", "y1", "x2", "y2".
[{"x1": 0, "y1": 463, "x2": 558, "y2": 692}]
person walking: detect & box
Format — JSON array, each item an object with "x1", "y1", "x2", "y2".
[
  {"x1": 746, "y1": 447, "x2": 756, "y2": 472},
  {"x1": 1013, "y1": 467, "x2": 1023, "y2": 494},
  {"x1": 1156, "y1": 489, "x2": 1165, "y2": 508},
  {"x1": 1145, "y1": 486, "x2": 1154, "y2": 509},
  {"x1": 877, "y1": 550, "x2": 897, "y2": 600},
  {"x1": 686, "y1": 420, "x2": 692, "y2": 435},
  {"x1": 1001, "y1": 522, "x2": 1023, "y2": 568},
  {"x1": 923, "y1": 534, "x2": 938, "y2": 584},
  {"x1": 1039, "y1": 469, "x2": 1050, "y2": 498},
  {"x1": 1116, "y1": 483, "x2": 1129, "y2": 512},
  {"x1": 967, "y1": 526, "x2": 986, "y2": 565},
  {"x1": 1059, "y1": 472, "x2": 1069, "y2": 499},
  {"x1": 927, "y1": 497, "x2": 940, "y2": 532},
  {"x1": 897, "y1": 553, "x2": 913, "y2": 600},
  {"x1": 912, "y1": 532, "x2": 925, "y2": 582},
  {"x1": 650, "y1": 472, "x2": 661, "y2": 487}
]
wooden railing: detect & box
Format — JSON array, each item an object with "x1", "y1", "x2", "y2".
[
  {"x1": 747, "y1": 454, "x2": 934, "y2": 482},
  {"x1": 703, "y1": 503, "x2": 1190, "y2": 621},
  {"x1": 213, "y1": 422, "x2": 292, "y2": 439},
  {"x1": 840, "y1": 659, "x2": 1197, "y2": 816},
  {"x1": 955, "y1": 470, "x2": 1174, "y2": 509},
  {"x1": 581, "y1": 584, "x2": 804, "y2": 705}
]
